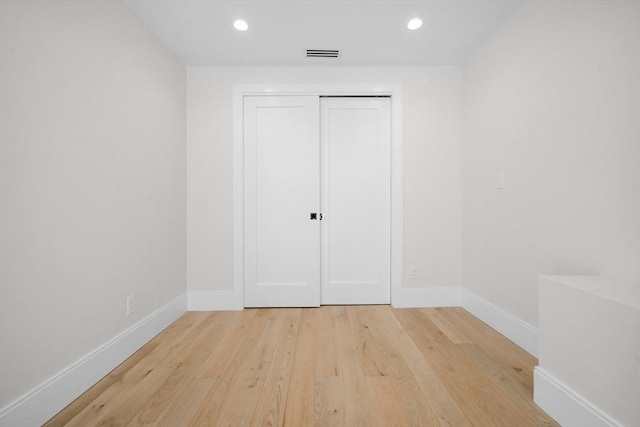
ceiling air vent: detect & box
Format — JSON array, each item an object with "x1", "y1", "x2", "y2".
[{"x1": 306, "y1": 49, "x2": 340, "y2": 58}]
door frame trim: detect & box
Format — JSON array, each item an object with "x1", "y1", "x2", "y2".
[{"x1": 232, "y1": 83, "x2": 403, "y2": 307}]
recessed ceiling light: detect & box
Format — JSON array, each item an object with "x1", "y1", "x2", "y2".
[
  {"x1": 233, "y1": 19, "x2": 248, "y2": 31},
  {"x1": 407, "y1": 18, "x2": 422, "y2": 30}
]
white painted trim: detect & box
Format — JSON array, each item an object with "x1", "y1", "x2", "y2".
[
  {"x1": 392, "y1": 287, "x2": 460, "y2": 308},
  {"x1": 188, "y1": 290, "x2": 243, "y2": 311},
  {"x1": 233, "y1": 83, "x2": 403, "y2": 308},
  {"x1": 461, "y1": 288, "x2": 539, "y2": 357},
  {"x1": 0, "y1": 294, "x2": 187, "y2": 427},
  {"x1": 232, "y1": 84, "x2": 245, "y2": 309},
  {"x1": 534, "y1": 367, "x2": 622, "y2": 427}
]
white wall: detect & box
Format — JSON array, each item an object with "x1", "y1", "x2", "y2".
[
  {"x1": 0, "y1": 0, "x2": 186, "y2": 409},
  {"x1": 461, "y1": 0, "x2": 640, "y2": 327},
  {"x1": 536, "y1": 276, "x2": 640, "y2": 427},
  {"x1": 187, "y1": 67, "x2": 461, "y2": 298}
]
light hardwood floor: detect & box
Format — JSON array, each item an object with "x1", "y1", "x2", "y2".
[{"x1": 45, "y1": 306, "x2": 558, "y2": 426}]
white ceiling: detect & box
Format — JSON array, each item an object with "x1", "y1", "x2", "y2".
[{"x1": 124, "y1": 0, "x2": 522, "y2": 66}]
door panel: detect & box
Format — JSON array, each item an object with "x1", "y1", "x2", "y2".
[
  {"x1": 321, "y1": 98, "x2": 391, "y2": 304},
  {"x1": 244, "y1": 96, "x2": 320, "y2": 307}
]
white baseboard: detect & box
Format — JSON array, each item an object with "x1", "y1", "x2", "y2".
[
  {"x1": 188, "y1": 287, "x2": 459, "y2": 311},
  {"x1": 0, "y1": 294, "x2": 187, "y2": 427},
  {"x1": 534, "y1": 367, "x2": 621, "y2": 427},
  {"x1": 188, "y1": 290, "x2": 243, "y2": 311},
  {"x1": 461, "y1": 288, "x2": 538, "y2": 357},
  {"x1": 189, "y1": 287, "x2": 459, "y2": 311},
  {"x1": 392, "y1": 286, "x2": 461, "y2": 308}
]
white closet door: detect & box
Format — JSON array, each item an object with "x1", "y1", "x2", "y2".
[
  {"x1": 244, "y1": 96, "x2": 320, "y2": 307},
  {"x1": 320, "y1": 97, "x2": 391, "y2": 304}
]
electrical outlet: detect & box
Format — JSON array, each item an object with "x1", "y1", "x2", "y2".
[
  {"x1": 126, "y1": 294, "x2": 136, "y2": 316},
  {"x1": 409, "y1": 265, "x2": 418, "y2": 280}
]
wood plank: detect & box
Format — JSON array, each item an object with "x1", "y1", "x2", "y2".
[
  {"x1": 126, "y1": 311, "x2": 238, "y2": 426},
  {"x1": 394, "y1": 308, "x2": 540, "y2": 427},
  {"x1": 355, "y1": 306, "x2": 441, "y2": 427},
  {"x1": 367, "y1": 376, "x2": 411, "y2": 427},
  {"x1": 437, "y1": 307, "x2": 536, "y2": 389},
  {"x1": 197, "y1": 308, "x2": 259, "y2": 379},
  {"x1": 362, "y1": 306, "x2": 470, "y2": 427},
  {"x1": 458, "y1": 343, "x2": 558, "y2": 426},
  {"x1": 315, "y1": 376, "x2": 344, "y2": 427},
  {"x1": 214, "y1": 308, "x2": 292, "y2": 426},
  {"x1": 63, "y1": 312, "x2": 217, "y2": 427},
  {"x1": 250, "y1": 309, "x2": 302, "y2": 426},
  {"x1": 67, "y1": 363, "x2": 175, "y2": 427},
  {"x1": 331, "y1": 306, "x2": 379, "y2": 427},
  {"x1": 346, "y1": 306, "x2": 387, "y2": 377},
  {"x1": 283, "y1": 308, "x2": 317, "y2": 427},
  {"x1": 188, "y1": 308, "x2": 274, "y2": 426},
  {"x1": 155, "y1": 378, "x2": 215, "y2": 427},
  {"x1": 49, "y1": 307, "x2": 559, "y2": 427},
  {"x1": 43, "y1": 342, "x2": 159, "y2": 427},
  {"x1": 316, "y1": 305, "x2": 340, "y2": 377},
  {"x1": 421, "y1": 307, "x2": 472, "y2": 344},
  {"x1": 148, "y1": 311, "x2": 212, "y2": 348}
]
